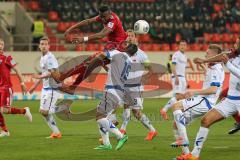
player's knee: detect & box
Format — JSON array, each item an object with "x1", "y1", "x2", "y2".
[
  {"x1": 201, "y1": 116, "x2": 211, "y2": 128},
  {"x1": 172, "y1": 102, "x2": 182, "y2": 111},
  {"x1": 132, "y1": 109, "x2": 141, "y2": 119},
  {"x1": 39, "y1": 110, "x2": 48, "y2": 116}
]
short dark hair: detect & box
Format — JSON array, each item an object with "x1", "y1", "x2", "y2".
[
  {"x1": 98, "y1": 5, "x2": 110, "y2": 13},
  {"x1": 40, "y1": 36, "x2": 49, "y2": 43},
  {"x1": 125, "y1": 44, "x2": 138, "y2": 56}
]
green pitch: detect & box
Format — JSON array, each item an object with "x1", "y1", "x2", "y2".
[{"x1": 0, "y1": 99, "x2": 239, "y2": 160}]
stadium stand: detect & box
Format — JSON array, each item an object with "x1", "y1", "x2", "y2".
[{"x1": 2, "y1": 0, "x2": 240, "y2": 51}]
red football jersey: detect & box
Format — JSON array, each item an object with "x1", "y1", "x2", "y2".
[
  {"x1": 96, "y1": 12, "x2": 127, "y2": 43},
  {"x1": 0, "y1": 53, "x2": 16, "y2": 88}
]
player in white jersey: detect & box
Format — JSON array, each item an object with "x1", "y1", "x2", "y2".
[
  {"x1": 161, "y1": 40, "x2": 188, "y2": 120},
  {"x1": 94, "y1": 44, "x2": 138, "y2": 151},
  {"x1": 179, "y1": 37, "x2": 240, "y2": 160},
  {"x1": 29, "y1": 37, "x2": 68, "y2": 139},
  {"x1": 170, "y1": 44, "x2": 225, "y2": 159},
  {"x1": 119, "y1": 29, "x2": 157, "y2": 141}
]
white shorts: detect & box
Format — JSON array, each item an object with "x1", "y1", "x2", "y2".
[
  {"x1": 214, "y1": 98, "x2": 240, "y2": 118},
  {"x1": 97, "y1": 91, "x2": 122, "y2": 116},
  {"x1": 124, "y1": 86, "x2": 143, "y2": 110},
  {"x1": 181, "y1": 96, "x2": 212, "y2": 125},
  {"x1": 40, "y1": 88, "x2": 60, "y2": 111},
  {"x1": 172, "y1": 76, "x2": 187, "y2": 94}
]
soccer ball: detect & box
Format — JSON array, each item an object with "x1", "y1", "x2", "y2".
[{"x1": 134, "y1": 20, "x2": 150, "y2": 34}]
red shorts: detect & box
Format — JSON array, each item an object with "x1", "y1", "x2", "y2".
[{"x1": 0, "y1": 87, "x2": 13, "y2": 107}]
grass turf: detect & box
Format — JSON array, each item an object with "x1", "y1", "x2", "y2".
[{"x1": 0, "y1": 99, "x2": 239, "y2": 160}]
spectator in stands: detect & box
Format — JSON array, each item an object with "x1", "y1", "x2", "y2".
[
  {"x1": 224, "y1": 2, "x2": 234, "y2": 23},
  {"x1": 213, "y1": 11, "x2": 227, "y2": 33},
  {"x1": 180, "y1": 22, "x2": 194, "y2": 43},
  {"x1": 231, "y1": 1, "x2": 240, "y2": 23},
  {"x1": 31, "y1": 15, "x2": 45, "y2": 51},
  {"x1": 193, "y1": 22, "x2": 203, "y2": 38}
]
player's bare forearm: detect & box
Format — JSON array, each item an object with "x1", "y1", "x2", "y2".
[
  {"x1": 29, "y1": 79, "x2": 41, "y2": 93},
  {"x1": 172, "y1": 64, "x2": 177, "y2": 77},
  {"x1": 193, "y1": 86, "x2": 218, "y2": 96},
  {"x1": 88, "y1": 27, "x2": 111, "y2": 41},
  {"x1": 12, "y1": 66, "x2": 25, "y2": 83},
  {"x1": 65, "y1": 17, "x2": 96, "y2": 34}
]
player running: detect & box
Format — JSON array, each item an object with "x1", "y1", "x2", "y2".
[
  {"x1": 171, "y1": 44, "x2": 225, "y2": 160},
  {"x1": 51, "y1": 5, "x2": 128, "y2": 94},
  {"x1": 160, "y1": 40, "x2": 188, "y2": 120},
  {"x1": 94, "y1": 44, "x2": 138, "y2": 150},
  {"x1": 179, "y1": 37, "x2": 240, "y2": 160},
  {"x1": 29, "y1": 37, "x2": 67, "y2": 139},
  {"x1": 119, "y1": 29, "x2": 157, "y2": 141},
  {"x1": 0, "y1": 38, "x2": 32, "y2": 137}
]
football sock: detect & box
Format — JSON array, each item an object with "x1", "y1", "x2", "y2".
[
  {"x1": 162, "y1": 97, "x2": 177, "y2": 112},
  {"x1": 192, "y1": 126, "x2": 209, "y2": 157},
  {"x1": 98, "y1": 124, "x2": 110, "y2": 146},
  {"x1": 140, "y1": 114, "x2": 155, "y2": 132},
  {"x1": 9, "y1": 107, "x2": 26, "y2": 114},
  {"x1": 173, "y1": 110, "x2": 189, "y2": 142},
  {"x1": 44, "y1": 114, "x2": 60, "y2": 134},
  {"x1": 120, "y1": 108, "x2": 131, "y2": 130},
  {"x1": 0, "y1": 113, "x2": 8, "y2": 132},
  {"x1": 97, "y1": 118, "x2": 123, "y2": 140}
]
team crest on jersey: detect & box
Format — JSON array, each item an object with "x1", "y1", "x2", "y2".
[
  {"x1": 10, "y1": 59, "x2": 16, "y2": 65},
  {"x1": 107, "y1": 22, "x2": 114, "y2": 29}
]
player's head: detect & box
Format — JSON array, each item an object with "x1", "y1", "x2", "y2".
[
  {"x1": 206, "y1": 44, "x2": 222, "y2": 58},
  {"x1": 0, "y1": 38, "x2": 4, "y2": 52},
  {"x1": 39, "y1": 36, "x2": 50, "y2": 53},
  {"x1": 126, "y1": 29, "x2": 138, "y2": 45},
  {"x1": 169, "y1": 54, "x2": 172, "y2": 60},
  {"x1": 125, "y1": 43, "x2": 138, "y2": 56},
  {"x1": 179, "y1": 40, "x2": 187, "y2": 52},
  {"x1": 234, "y1": 36, "x2": 240, "y2": 50},
  {"x1": 98, "y1": 5, "x2": 111, "y2": 22}
]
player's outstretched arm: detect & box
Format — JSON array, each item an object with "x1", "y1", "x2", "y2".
[
  {"x1": 72, "y1": 27, "x2": 111, "y2": 44},
  {"x1": 185, "y1": 86, "x2": 218, "y2": 98},
  {"x1": 65, "y1": 17, "x2": 97, "y2": 35},
  {"x1": 12, "y1": 65, "x2": 27, "y2": 95},
  {"x1": 193, "y1": 51, "x2": 231, "y2": 64}
]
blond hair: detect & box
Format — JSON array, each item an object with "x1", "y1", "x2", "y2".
[
  {"x1": 40, "y1": 36, "x2": 49, "y2": 43},
  {"x1": 208, "y1": 44, "x2": 222, "y2": 54}
]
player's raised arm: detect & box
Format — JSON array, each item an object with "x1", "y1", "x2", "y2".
[
  {"x1": 65, "y1": 17, "x2": 97, "y2": 36},
  {"x1": 12, "y1": 65, "x2": 27, "y2": 95}
]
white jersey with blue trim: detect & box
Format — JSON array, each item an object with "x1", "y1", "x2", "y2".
[
  {"x1": 172, "y1": 50, "x2": 187, "y2": 77},
  {"x1": 226, "y1": 56, "x2": 240, "y2": 97},
  {"x1": 40, "y1": 52, "x2": 59, "y2": 89},
  {"x1": 104, "y1": 49, "x2": 132, "y2": 92},
  {"x1": 201, "y1": 63, "x2": 225, "y2": 105},
  {"x1": 125, "y1": 48, "x2": 149, "y2": 90}
]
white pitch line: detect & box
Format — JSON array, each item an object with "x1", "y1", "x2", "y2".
[{"x1": 213, "y1": 146, "x2": 230, "y2": 149}]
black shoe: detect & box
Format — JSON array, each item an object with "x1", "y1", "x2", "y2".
[{"x1": 228, "y1": 123, "x2": 240, "y2": 134}]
